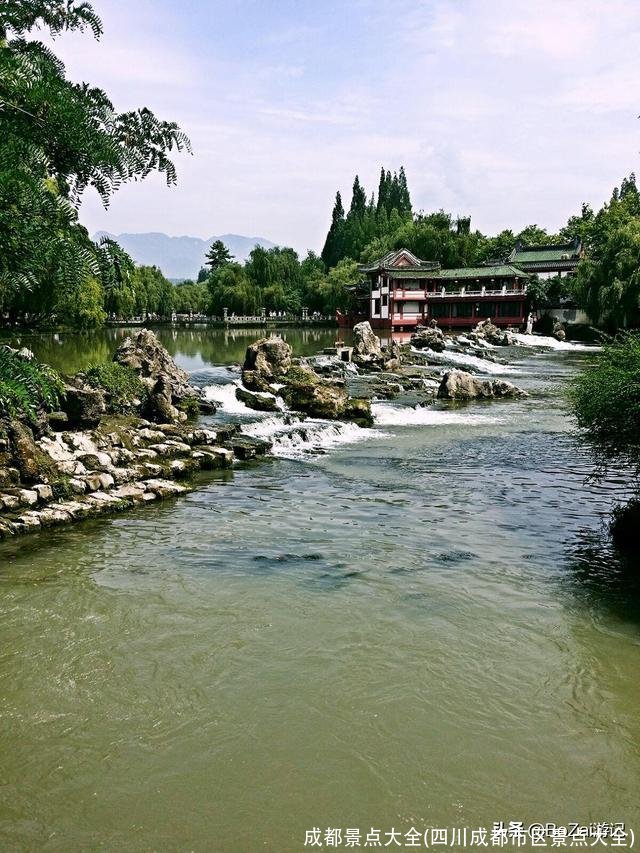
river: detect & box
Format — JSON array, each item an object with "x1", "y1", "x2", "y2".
[{"x1": 0, "y1": 326, "x2": 639, "y2": 851}]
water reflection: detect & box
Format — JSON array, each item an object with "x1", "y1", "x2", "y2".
[
  {"x1": 0, "y1": 325, "x2": 350, "y2": 374},
  {"x1": 566, "y1": 526, "x2": 640, "y2": 625}
]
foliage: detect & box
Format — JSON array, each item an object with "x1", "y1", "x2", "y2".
[
  {"x1": 570, "y1": 332, "x2": 640, "y2": 463},
  {"x1": 321, "y1": 168, "x2": 413, "y2": 269},
  {"x1": 569, "y1": 176, "x2": 640, "y2": 330},
  {"x1": 84, "y1": 361, "x2": 146, "y2": 412},
  {"x1": 0, "y1": 344, "x2": 63, "y2": 420},
  {"x1": 0, "y1": 1, "x2": 190, "y2": 326},
  {"x1": 205, "y1": 240, "x2": 233, "y2": 272},
  {"x1": 526, "y1": 275, "x2": 571, "y2": 310},
  {"x1": 173, "y1": 280, "x2": 209, "y2": 314}
]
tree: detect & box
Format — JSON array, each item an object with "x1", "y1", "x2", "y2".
[
  {"x1": 0, "y1": 0, "x2": 190, "y2": 326},
  {"x1": 569, "y1": 175, "x2": 640, "y2": 330},
  {"x1": 205, "y1": 240, "x2": 233, "y2": 272},
  {"x1": 207, "y1": 263, "x2": 257, "y2": 316},
  {"x1": 321, "y1": 191, "x2": 345, "y2": 269}
]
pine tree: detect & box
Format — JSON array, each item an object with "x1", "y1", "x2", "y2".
[{"x1": 205, "y1": 240, "x2": 233, "y2": 271}]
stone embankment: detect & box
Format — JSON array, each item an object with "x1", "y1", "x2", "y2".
[
  {"x1": 0, "y1": 417, "x2": 269, "y2": 541},
  {"x1": 0, "y1": 330, "x2": 270, "y2": 542}
]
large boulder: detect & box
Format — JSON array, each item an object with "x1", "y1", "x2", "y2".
[
  {"x1": 437, "y1": 369, "x2": 527, "y2": 400},
  {"x1": 61, "y1": 382, "x2": 105, "y2": 428},
  {"x1": 352, "y1": 322, "x2": 383, "y2": 362},
  {"x1": 6, "y1": 420, "x2": 41, "y2": 483},
  {"x1": 474, "y1": 319, "x2": 517, "y2": 346},
  {"x1": 280, "y1": 365, "x2": 372, "y2": 424},
  {"x1": 411, "y1": 326, "x2": 446, "y2": 352},
  {"x1": 242, "y1": 336, "x2": 292, "y2": 391},
  {"x1": 235, "y1": 387, "x2": 279, "y2": 412},
  {"x1": 143, "y1": 376, "x2": 184, "y2": 423},
  {"x1": 113, "y1": 329, "x2": 199, "y2": 413}
]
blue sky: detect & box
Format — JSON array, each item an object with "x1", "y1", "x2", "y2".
[{"x1": 51, "y1": 0, "x2": 640, "y2": 253}]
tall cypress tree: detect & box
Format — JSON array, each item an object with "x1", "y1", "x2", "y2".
[
  {"x1": 398, "y1": 166, "x2": 411, "y2": 216},
  {"x1": 321, "y1": 191, "x2": 346, "y2": 269},
  {"x1": 376, "y1": 167, "x2": 388, "y2": 214},
  {"x1": 349, "y1": 175, "x2": 367, "y2": 219}
]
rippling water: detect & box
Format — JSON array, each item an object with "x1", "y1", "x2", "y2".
[{"x1": 1, "y1": 327, "x2": 639, "y2": 851}]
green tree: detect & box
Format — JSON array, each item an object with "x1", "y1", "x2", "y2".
[
  {"x1": 207, "y1": 263, "x2": 258, "y2": 316},
  {"x1": 205, "y1": 240, "x2": 233, "y2": 272},
  {"x1": 0, "y1": 1, "x2": 190, "y2": 326},
  {"x1": 570, "y1": 176, "x2": 640, "y2": 330},
  {"x1": 321, "y1": 191, "x2": 345, "y2": 269}
]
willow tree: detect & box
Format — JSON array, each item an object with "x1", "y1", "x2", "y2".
[{"x1": 0, "y1": 0, "x2": 191, "y2": 325}]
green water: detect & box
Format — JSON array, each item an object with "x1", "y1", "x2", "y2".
[{"x1": 0, "y1": 327, "x2": 639, "y2": 851}]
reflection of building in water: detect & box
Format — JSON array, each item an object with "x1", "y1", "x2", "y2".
[{"x1": 351, "y1": 248, "x2": 529, "y2": 331}]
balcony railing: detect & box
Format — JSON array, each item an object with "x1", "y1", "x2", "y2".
[{"x1": 392, "y1": 286, "x2": 526, "y2": 299}]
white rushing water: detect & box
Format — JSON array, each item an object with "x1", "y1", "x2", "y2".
[
  {"x1": 204, "y1": 379, "x2": 383, "y2": 458},
  {"x1": 203, "y1": 381, "x2": 283, "y2": 416},
  {"x1": 411, "y1": 346, "x2": 515, "y2": 375},
  {"x1": 511, "y1": 333, "x2": 602, "y2": 352},
  {"x1": 244, "y1": 417, "x2": 381, "y2": 458},
  {"x1": 372, "y1": 402, "x2": 503, "y2": 427}
]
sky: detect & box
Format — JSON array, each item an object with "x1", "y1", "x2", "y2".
[{"x1": 47, "y1": 0, "x2": 640, "y2": 254}]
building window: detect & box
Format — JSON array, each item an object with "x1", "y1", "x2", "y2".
[
  {"x1": 373, "y1": 298, "x2": 381, "y2": 315},
  {"x1": 382, "y1": 293, "x2": 388, "y2": 307},
  {"x1": 451, "y1": 302, "x2": 473, "y2": 318},
  {"x1": 431, "y1": 303, "x2": 450, "y2": 318},
  {"x1": 498, "y1": 301, "x2": 522, "y2": 317}
]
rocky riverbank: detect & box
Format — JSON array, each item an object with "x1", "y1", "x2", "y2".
[
  {"x1": 0, "y1": 322, "x2": 535, "y2": 541},
  {"x1": 0, "y1": 331, "x2": 272, "y2": 542}
]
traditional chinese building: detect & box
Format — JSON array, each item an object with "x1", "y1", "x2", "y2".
[
  {"x1": 507, "y1": 237, "x2": 583, "y2": 279},
  {"x1": 355, "y1": 249, "x2": 529, "y2": 331}
]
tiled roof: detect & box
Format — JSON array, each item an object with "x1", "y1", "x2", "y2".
[
  {"x1": 509, "y1": 238, "x2": 582, "y2": 265},
  {"x1": 359, "y1": 248, "x2": 440, "y2": 273},
  {"x1": 432, "y1": 265, "x2": 527, "y2": 279}
]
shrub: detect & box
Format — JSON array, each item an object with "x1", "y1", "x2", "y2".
[
  {"x1": 0, "y1": 346, "x2": 64, "y2": 422},
  {"x1": 84, "y1": 362, "x2": 147, "y2": 413},
  {"x1": 569, "y1": 332, "x2": 640, "y2": 462}
]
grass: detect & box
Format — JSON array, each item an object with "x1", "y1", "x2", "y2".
[{"x1": 84, "y1": 362, "x2": 148, "y2": 414}]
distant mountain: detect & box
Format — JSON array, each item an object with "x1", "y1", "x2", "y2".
[{"x1": 93, "y1": 231, "x2": 277, "y2": 280}]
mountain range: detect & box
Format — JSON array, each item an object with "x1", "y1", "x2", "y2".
[{"x1": 93, "y1": 231, "x2": 276, "y2": 281}]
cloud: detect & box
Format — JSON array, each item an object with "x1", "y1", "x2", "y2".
[{"x1": 47, "y1": 0, "x2": 640, "y2": 253}]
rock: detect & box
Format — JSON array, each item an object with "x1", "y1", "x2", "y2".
[
  {"x1": 280, "y1": 365, "x2": 372, "y2": 423},
  {"x1": 411, "y1": 326, "x2": 446, "y2": 352},
  {"x1": 61, "y1": 383, "x2": 105, "y2": 428},
  {"x1": 144, "y1": 375, "x2": 183, "y2": 423},
  {"x1": 7, "y1": 420, "x2": 41, "y2": 483},
  {"x1": 236, "y1": 387, "x2": 279, "y2": 412},
  {"x1": 113, "y1": 329, "x2": 200, "y2": 411},
  {"x1": 352, "y1": 322, "x2": 383, "y2": 362},
  {"x1": 143, "y1": 479, "x2": 187, "y2": 498},
  {"x1": 343, "y1": 397, "x2": 374, "y2": 426},
  {"x1": 47, "y1": 411, "x2": 69, "y2": 431},
  {"x1": 280, "y1": 366, "x2": 348, "y2": 419},
  {"x1": 228, "y1": 435, "x2": 271, "y2": 460},
  {"x1": 198, "y1": 398, "x2": 218, "y2": 414},
  {"x1": 193, "y1": 447, "x2": 234, "y2": 469},
  {"x1": 473, "y1": 319, "x2": 517, "y2": 347},
  {"x1": 242, "y1": 336, "x2": 292, "y2": 391},
  {"x1": 34, "y1": 484, "x2": 53, "y2": 503},
  {"x1": 437, "y1": 370, "x2": 528, "y2": 400},
  {"x1": 17, "y1": 489, "x2": 38, "y2": 507}
]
